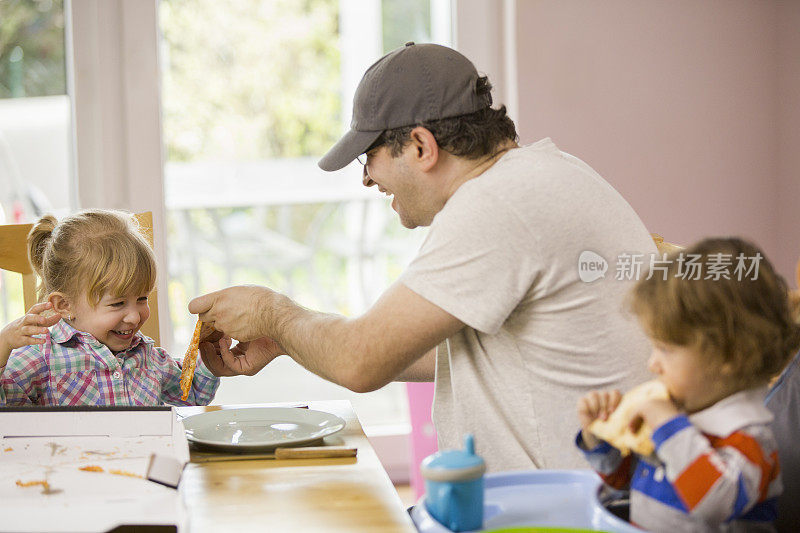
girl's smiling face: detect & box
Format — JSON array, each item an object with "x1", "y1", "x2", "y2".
[{"x1": 64, "y1": 292, "x2": 151, "y2": 352}]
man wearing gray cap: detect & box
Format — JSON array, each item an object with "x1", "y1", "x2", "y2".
[{"x1": 190, "y1": 43, "x2": 654, "y2": 472}]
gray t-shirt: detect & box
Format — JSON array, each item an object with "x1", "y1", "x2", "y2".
[{"x1": 400, "y1": 139, "x2": 654, "y2": 471}]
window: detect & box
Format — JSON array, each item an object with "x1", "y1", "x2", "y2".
[
  {"x1": 159, "y1": 0, "x2": 451, "y2": 428},
  {"x1": 0, "y1": 0, "x2": 74, "y2": 324}
]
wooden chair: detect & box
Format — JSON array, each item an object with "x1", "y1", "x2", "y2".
[{"x1": 0, "y1": 211, "x2": 160, "y2": 344}]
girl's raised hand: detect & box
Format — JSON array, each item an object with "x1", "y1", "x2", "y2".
[{"x1": 0, "y1": 302, "x2": 61, "y2": 367}]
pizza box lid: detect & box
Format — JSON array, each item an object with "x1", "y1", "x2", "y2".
[{"x1": 0, "y1": 406, "x2": 189, "y2": 532}]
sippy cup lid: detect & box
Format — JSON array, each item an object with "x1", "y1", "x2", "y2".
[{"x1": 420, "y1": 434, "x2": 486, "y2": 482}]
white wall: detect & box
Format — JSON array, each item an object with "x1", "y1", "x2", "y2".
[{"x1": 776, "y1": 0, "x2": 800, "y2": 284}]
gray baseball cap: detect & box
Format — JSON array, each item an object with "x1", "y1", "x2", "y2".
[{"x1": 318, "y1": 42, "x2": 492, "y2": 172}]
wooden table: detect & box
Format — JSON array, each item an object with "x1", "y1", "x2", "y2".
[{"x1": 176, "y1": 400, "x2": 417, "y2": 532}]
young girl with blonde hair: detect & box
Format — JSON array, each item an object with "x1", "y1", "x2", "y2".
[{"x1": 0, "y1": 209, "x2": 219, "y2": 406}]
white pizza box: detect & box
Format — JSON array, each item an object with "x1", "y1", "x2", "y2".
[{"x1": 0, "y1": 406, "x2": 189, "y2": 533}]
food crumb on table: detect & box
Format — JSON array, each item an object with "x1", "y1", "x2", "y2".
[
  {"x1": 16, "y1": 479, "x2": 49, "y2": 490},
  {"x1": 109, "y1": 469, "x2": 142, "y2": 478}
]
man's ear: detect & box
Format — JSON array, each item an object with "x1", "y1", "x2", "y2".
[
  {"x1": 408, "y1": 126, "x2": 438, "y2": 172},
  {"x1": 48, "y1": 292, "x2": 73, "y2": 320}
]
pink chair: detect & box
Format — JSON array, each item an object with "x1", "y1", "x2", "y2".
[{"x1": 405, "y1": 382, "x2": 438, "y2": 499}]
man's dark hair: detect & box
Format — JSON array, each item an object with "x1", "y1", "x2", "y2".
[{"x1": 378, "y1": 76, "x2": 518, "y2": 159}]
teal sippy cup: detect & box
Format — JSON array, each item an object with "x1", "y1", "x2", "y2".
[{"x1": 421, "y1": 434, "x2": 486, "y2": 532}]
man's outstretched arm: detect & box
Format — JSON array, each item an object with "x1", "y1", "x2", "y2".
[
  {"x1": 394, "y1": 348, "x2": 436, "y2": 382},
  {"x1": 189, "y1": 282, "x2": 461, "y2": 391}
]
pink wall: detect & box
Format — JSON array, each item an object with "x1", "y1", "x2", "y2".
[
  {"x1": 777, "y1": 0, "x2": 800, "y2": 285},
  {"x1": 513, "y1": 1, "x2": 798, "y2": 285}
]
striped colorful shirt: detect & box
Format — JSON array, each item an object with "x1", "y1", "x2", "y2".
[
  {"x1": 578, "y1": 387, "x2": 780, "y2": 532},
  {"x1": 0, "y1": 320, "x2": 219, "y2": 407}
]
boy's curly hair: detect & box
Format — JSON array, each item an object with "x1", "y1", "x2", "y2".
[{"x1": 631, "y1": 237, "x2": 800, "y2": 388}]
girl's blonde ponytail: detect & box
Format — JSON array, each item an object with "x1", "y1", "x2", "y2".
[{"x1": 27, "y1": 215, "x2": 58, "y2": 300}]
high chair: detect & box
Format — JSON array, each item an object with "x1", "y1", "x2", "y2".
[{"x1": 0, "y1": 211, "x2": 161, "y2": 344}]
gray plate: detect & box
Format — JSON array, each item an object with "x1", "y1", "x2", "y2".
[{"x1": 181, "y1": 407, "x2": 346, "y2": 451}]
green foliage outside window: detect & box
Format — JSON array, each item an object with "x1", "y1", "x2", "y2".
[
  {"x1": 382, "y1": 0, "x2": 431, "y2": 53},
  {"x1": 160, "y1": 0, "x2": 341, "y2": 162},
  {"x1": 0, "y1": 0, "x2": 66, "y2": 99}
]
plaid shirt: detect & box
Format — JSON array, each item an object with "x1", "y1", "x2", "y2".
[{"x1": 0, "y1": 320, "x2": 219, "y2": 407}]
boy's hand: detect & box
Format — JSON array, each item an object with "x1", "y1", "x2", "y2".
[
  {"x1": 0, "y1": 302, "x2": 61, "y2": 367},
  {"x1": 577, "y1": 389, "x2": 621, "y2": 449}
]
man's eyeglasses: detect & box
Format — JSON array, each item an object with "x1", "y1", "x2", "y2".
[
  {"x1": 357, "y1": 144, "x2": 381, "y2": 181},
  {"x1": 357, "y1": 140, "x2": 384, "y2": 184},
  {"x1": 356, "y1": 153, "x2": 372, "y2": 183}
]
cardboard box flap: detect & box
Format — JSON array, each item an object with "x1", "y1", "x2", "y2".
[{"x1": 0, "y1": 406, "x2": 174, "y2": 438}]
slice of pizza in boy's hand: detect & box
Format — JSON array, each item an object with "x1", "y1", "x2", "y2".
[{"x1": 588, "y1": 380, "x2": 670, "y2": 456}]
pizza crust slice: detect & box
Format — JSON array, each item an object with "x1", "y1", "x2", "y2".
[
  {"x1": 179, "y1": 320, "x2": 217, "y2": 401},
  {"x1": 588, "y1": 380, "x2": 670, "y2": 456}
]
